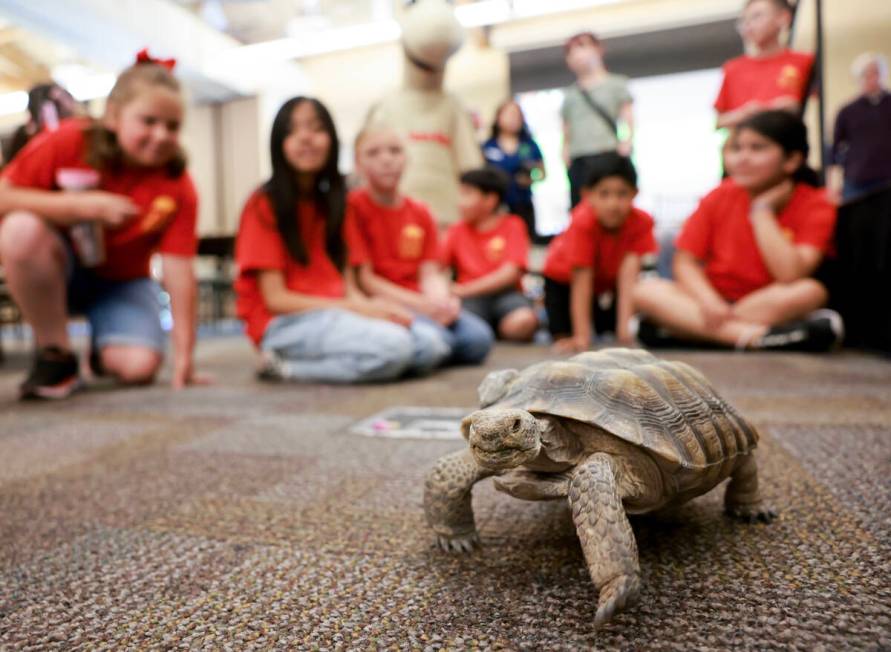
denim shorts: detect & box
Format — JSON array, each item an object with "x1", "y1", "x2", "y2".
[{"x1": 65, "y1": 252, "x2": 166, "y2": 352}]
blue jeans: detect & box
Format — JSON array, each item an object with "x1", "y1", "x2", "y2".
[
  {"x1": 416, "y1": 310, "x2": 494, "y2": 365},
  {"x1": 408, "y1": 318, "x2": 452, "y2": 375},
  {"x1": 67, "y1": 268, "x2": 165, "y2": 352},
  {"x1": 261, "y1": 308, "x2": 418, "y2": 383}
]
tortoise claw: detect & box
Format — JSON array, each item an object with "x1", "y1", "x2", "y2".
[
  {"x1": 726, "y1": 503, "x2": 778, "y2": 523},
  {"x1": 436, "y1": 532, "x2": 480, "y2": 554},
  {"x1": 594, "y1": 573, "x2": 640, "y2": 628}
]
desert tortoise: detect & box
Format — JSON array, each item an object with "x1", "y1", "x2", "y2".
[{"x1": 423, "y1": 348, "x2": 776, "y2": 626}]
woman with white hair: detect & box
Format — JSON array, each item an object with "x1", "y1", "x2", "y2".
[{"x1": 829, "y1": 52, "x2": 891, "y2": 203}]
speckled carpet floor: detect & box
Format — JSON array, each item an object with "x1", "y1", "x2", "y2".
[{"x1": 0, "y1": 337, "x2": 889, "y2": 651}]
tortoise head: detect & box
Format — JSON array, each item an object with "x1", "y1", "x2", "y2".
[{"x1": 461, "y1": 408, "x2": 542, "y2": 471}]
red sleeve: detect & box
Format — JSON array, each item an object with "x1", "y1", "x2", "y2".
[
  {"x1": 417, "y1": 203, "x2": 439, "y2": 262},
  {"x1": 157, "y1": 174, "x2": 198, "y2": 257},
  {"x1": 566, "y1": 215, "x2": 596, "y2": 270},
  {"x1": 792, "y1": 192, "x2": 836, "y2": 253},
  {"x1": 235, "y1": 191, "x2": 289, "y2": 273},
  {"x1": 676, "y1": 191, "x2": 718, "y2": 260},
  {"x1": 504, "y1": 216, "x2": 530, "y2": 269},
  {"x1": 628, "y1": 211, "x2": 658, "y2": 256},
  {"x1": 343, "y1": 202, "x2": 370, "y2": 266},
  {"x1": 793, "y1": 53, "x2": 815, "y2": 101},
  {"x1": 2, "y1": 120, "x2": 86, "y2": 189},
  {"x1": 713, "y1": 64, "x2": 732, "y2": 113},
  {"x1": 565, "y1": 205, "x2": 596, "y2": 269}
]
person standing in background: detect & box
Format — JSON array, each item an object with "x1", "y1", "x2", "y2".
[
  {"x1": 561, "y1": 32, "x2": 634, "y2": 210},
  {"x1": 828, "y1": 53, "x2": 891, "y2": 203},
  {"x1": 1, "y1": 83, "x2": 79, "y2": 166},
  {"x1": 715, "y1": 0, "x2": 813, "y2": 130},
  {"x1": 483, "y1": 100, "x2": 547, "y2": 243}
]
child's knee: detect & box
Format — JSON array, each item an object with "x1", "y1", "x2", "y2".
[
  {"x1": 411, "y1": 323, "x2": 451, "y2": 373},
  {"x1": 632, "y1": 278, "x2": 669, "y2": 310},
  {"x1": 102, "y1": 347, "x2": 162, "y2": 385},
  {"x1": 461, "y1": 323, "x2": 494, "y2": 363},
  {"x1": 0, "y1": 211, "x2": 60, "y2": 263},
  {"x1": 498, "y1": 308, "x2": 538, "y2": 342},
  {"x1": 796, "y1": 278, "x2": 828, "y2": 304},
  {"x1": 365, "y1": 325, "x2": 415, "y2": 379}
]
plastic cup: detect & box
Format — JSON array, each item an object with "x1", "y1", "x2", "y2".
[{"x1": 55, "y1": 168, "x2": 106, "y2": 267}]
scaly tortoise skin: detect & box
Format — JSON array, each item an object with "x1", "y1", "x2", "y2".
[{"x1": 423, "y1": 348, "x2": 776, "y2": 627}]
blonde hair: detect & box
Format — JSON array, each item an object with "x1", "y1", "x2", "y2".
[
  {"x1": 354, "y1": 118, "x2": 405, "y2": 155},
  {"x1": 86, "y1": 62, "x2": 187, "y2": 177}
]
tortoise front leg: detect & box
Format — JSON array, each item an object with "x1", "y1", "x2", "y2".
[
  {"x1": 423, "y1": 448, "x2": 494, "y2": 553},
  {"x1": 724, "y1": 453, "x2": 777, "y2": 523},
  {"x1": 569, "y1": 453, "x2": 641, "y2": 627}
]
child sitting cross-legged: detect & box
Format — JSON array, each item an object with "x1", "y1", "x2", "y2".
[
  {"x1": 440, "y1": 168, "x2": 539, "y2": 342},
  {"x1": 542, "y1": 153, "x2": 657, "y2": 352},
  {"x1": 633, "y1": 110, "x2": 842, "y2": 351},
  {"x1": 350, "y1": 124, "x2": 493, "y2": 367},
  {"x1": 234, "y1": 97, "x2": 427, "y2": 383}
]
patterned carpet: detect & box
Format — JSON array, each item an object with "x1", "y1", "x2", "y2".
[{"x1": 0, "y1": 337, "x2": 889, "y2": 651}]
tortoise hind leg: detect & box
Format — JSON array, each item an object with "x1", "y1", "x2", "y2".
[
  {"x1": 569, "y1": 453, "x2": 641, "y2": 627},
  {"x1": 724, "y1": 453, "x2": 777, "y2": 523}
]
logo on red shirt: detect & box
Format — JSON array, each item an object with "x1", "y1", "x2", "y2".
[
  {"x1": 777, "y1": 65, "x2": 802, "y2": 92},
  {"x1": 486, "y1": 236, "x2": 506, "y2": 262},
  {"x1": 398, "y1": 223, "x2": 425, "y2": 259},
  {"x1": 141, "y1": 195, "x2": 177, "y2": 233}
]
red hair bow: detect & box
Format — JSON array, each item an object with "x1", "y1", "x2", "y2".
[{"x1": 135, "y1": 48, "x2": 176, "y2": 71}]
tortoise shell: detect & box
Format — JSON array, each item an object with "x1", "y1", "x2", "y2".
[{"x1": 481, "y1": 349, "x2": 759, "y2": 479}]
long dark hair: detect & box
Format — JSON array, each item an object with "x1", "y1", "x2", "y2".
[
  {"x1": 737, "y1": 110, "x2": 821, "y2": 187},
  {"x1": 489, "y1": 99, "x2": 532, "y2": 142},
  {"x1": 263, "y1": 96, "x2": 346, "y2": 269}
]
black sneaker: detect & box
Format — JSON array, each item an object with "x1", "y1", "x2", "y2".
[
  {"x1": 756, "y1": 309, "x2": 844, "y2": 352},
  {"x1": 19, "y1": 346, "x2": 82, "y2": 400}
]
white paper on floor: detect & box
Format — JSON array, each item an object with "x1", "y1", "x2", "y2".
[{"x1": 350, "y1": 407, "x2": 473, "y2": 440}]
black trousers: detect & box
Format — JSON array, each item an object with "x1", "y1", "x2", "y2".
[{"x1": 544, "y1": 277, "x2": 616, "y2": 338}]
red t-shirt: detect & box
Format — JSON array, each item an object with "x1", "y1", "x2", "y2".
[
  {"x1": 348, "y1": 188, "x2": 438, "y2": 292},
  {"x1": 440, "y1": 214, "x2": 529, "y2": 287},
  {"x1": 543, "y1": 203, "x2": 657, "y2": 295},
  {"x1": 714, "y1": 49, "x2": 814, "y2": 113},
  {"x1": 675, "y1": 180, "x2": 836, "y2": 302},
  {"x1": 234, "y1": 189, "x2": 366, "y2": 346},
  {"x1": 2, "y1": 118, "x2": 197, "y2": 280}
]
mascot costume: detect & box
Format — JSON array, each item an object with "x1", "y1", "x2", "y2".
[{"x1": 368, "y1": 0, "x2": 483, "y2": 226}]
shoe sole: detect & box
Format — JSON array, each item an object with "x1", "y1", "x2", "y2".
[{"x1": 20, "y1": 377, "x2": 83, "y2": 401}]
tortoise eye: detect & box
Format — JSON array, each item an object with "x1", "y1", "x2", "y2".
[{"x1": 511, "y1": 418, "x2": 522, "y2": 433}]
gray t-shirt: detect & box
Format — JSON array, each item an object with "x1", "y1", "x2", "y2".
[{"x1": 561, "y1": 74, "x2": 633, "y2": 159}]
